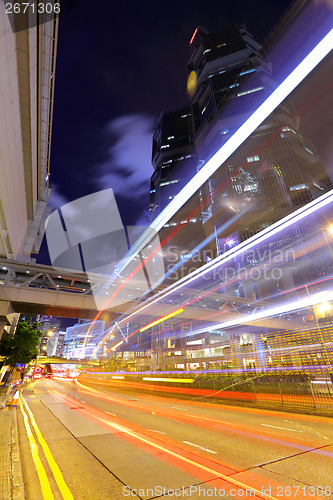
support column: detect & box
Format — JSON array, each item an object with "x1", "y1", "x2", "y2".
[
  {"x1": 0, "y1": 318, "x2": 6, "y2": 342},
  {"x1": 0, "y1": 301, "x2": 14, "y2": 341}
]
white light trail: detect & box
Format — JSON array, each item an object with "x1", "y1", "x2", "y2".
[
  {"x1": 187, "y1": 291, "x2": 333, "y2": 336},
  {"x1": 128, "y1": 28, "x2": 333, "y2": 258},
  {"x1": 98, "y1": 27, "x2": 333, "y2": 349},
  {"x1": 112, "y1": 188, "x2": 333, "y2": 331}
]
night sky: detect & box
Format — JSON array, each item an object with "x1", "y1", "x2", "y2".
[
  {"x1": 48, "y1": 0, "x2": 296, "y2": 227},
  {"x1": 38, "y1": 0, "x2": 333, "y2": 330}
]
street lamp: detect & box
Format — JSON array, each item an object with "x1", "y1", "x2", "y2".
[{"x1": 318, "y1": 302, "x2": 332, "y2": 316}]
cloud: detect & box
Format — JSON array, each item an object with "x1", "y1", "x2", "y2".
[
  {"x1": 95, "y1": 113, "x2": 155, "y2": 218},
  {"x1": 48, "y1": 184, "x2": 69, "y2": 209}
]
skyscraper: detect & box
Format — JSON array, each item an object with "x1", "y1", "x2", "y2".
[
  {"x1": 39, "y1": 317, "x2": 61, "y2": 355},
  {"x1": 150, "y1": 24, "x2": 332, "y2": 261}
]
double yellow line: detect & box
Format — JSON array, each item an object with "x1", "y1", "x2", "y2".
[{"x1": 19, "y1": 395, "x2": 74, "y2": 500}]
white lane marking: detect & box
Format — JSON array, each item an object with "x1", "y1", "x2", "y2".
[
  {"x1": 147, "y1": 429, "x2": 166, "y2": 434},
  {"x1": 284, "y1": 419, "x2": 329, "y2": 440},
  {"x1": 171, "y1": 407, "x2": 187, "y2": 411},
  {"x1": 261, "y1": 424, "x2": 302, "y2": 432},
  {"x1": 105, "y1": 411, "x2": 116, "y2": 416},
  {"x1": 182, "y1": 441, "x2": 217, "y2": 454},
  {"x1": 187, "y1": 414, "x2": 230, "y2": 425},
  {"x1": 80, "y1": 400, "x2": 86, "y2": 403}
]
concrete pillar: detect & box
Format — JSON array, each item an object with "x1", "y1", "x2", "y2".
[
  {"x1": 281, "y1": 269, "x2": 296, "y2": 293},
  {"x1": 243, "y1": 280, "x2": 256, "y2": 300},
  {"x1": 0, "y1": 301, "x2": 14, "y2": 341},
  {"x1": 0, "y1": 318, "x2": 6, "y2": 341}
]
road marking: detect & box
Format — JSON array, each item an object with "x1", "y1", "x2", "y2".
[
  {"x1": 284, "y1": 419, "x2": 329, "y2": 440},
  {"x1": 52, "y1": 390, "x2": 278, "y2": 500},
  {"x1": 171, "y1": 406, "x2": 187, "y2": 411},
  {"x1": 147, "y1": 429, "x2": 166, "y2": 434},
  {"x1": 261, "y1": 424, "x2": 302, "y2": 432},
  {"x1": 80, "y1": 400, "x2": 86, "y2": 403},
  {"x1": 21, "y1": 395, "x2": 74, "y2": 500},
  {"x1": 182, "y1": 440, "x2": 217, "y2": 454},
  {"x1": 105, "y1": 411, "x2": 116, "y2": 416},
  {"x1": 19, "y1": 398, "x2": 55, "y2": 499}
]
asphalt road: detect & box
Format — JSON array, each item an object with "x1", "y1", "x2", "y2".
[{"x1": 16, "y1": 377, "x2": 333, "y2": 500}]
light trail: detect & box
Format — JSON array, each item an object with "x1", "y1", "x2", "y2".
[
  {"x1": 184, "y1": 290, "x2": 333, "y2": 336},
  {"x1": 106, "y1": 189, "x2": 333, "y2": 350},
  {"x1": 50, "y1": 389, "x2": 279, "y2": 500},
  {"x1": 139, "y1": 308, "x2": 184, "y2": 332},
  {"x1": 74, "y1": 379, "x2": 332, "y2": 453},
  {"x1": 127, "y1": 28, "x2": 333, "y2": 254},
  {"x1": 95, "y1": 28, "x2": 333, "y2": 351}
]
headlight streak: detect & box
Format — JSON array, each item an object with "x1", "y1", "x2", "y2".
[
  {"x1": 142, "y1": 377, "x2": 194, "y2": 383},
  {"x1": 116, "y1": 190, "x2": 333, "y2": 341},
  {"x1": 186, "y1": 291, "x2": 333, "y2": 336},
  {"x1": 139, "y1": 308, "x2": 184, "y2": 332},
  {"x1": 121, "y1": 28, "x2": 333, "y2": 263},
  {"x1": 50, "y1": 389, "x2": 281, "y2": 499},
  {"x1": 153, "y1": 205, "x2": 252, "y2": 288},
  {"x1": 73, "y1": 380, "x2": 333, "y2": 457},
  {"x1": 103, "y1": 189, "x2": 333, "y2": 352},
  {"x1": 95, "y1": 29, "x2": 333, "y2": 351}
]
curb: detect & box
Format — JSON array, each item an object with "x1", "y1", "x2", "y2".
[
  {"x1": 0, "y1": 385, "x2": 11, "y2": 409},
  {"x1": 10, "y1": 408, "x2": 25, "y2": 499}
]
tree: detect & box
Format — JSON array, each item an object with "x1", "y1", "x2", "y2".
[{"x1": 0, "y1": 319, "x2": 42, "y2": 368}]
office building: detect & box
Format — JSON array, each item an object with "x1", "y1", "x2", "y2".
[
  {"x1": 186, "y1": 24, "x2": 331, "y2": 254},
  {"x1": 143, "y1": 22, "x2": 333, "y2": 370},
  {"x1": 39, "y1": 317, "x2": 61, "y2": 356},
  {"x1": 46, "y1": 331, "x2": 65, "y2": 357},
  {"x1": 63, "y1": 320, "x2": 105, "y2": 360}
]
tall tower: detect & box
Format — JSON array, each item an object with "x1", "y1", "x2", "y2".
[{"x1": 187, "y1": 24, "x2": 332, "y2": 255}]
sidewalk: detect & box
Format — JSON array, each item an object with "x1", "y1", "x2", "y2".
[{"x1": 0, "y1": 385, "x2": 25, "y2": 499}]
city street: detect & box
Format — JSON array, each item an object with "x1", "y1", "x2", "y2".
[{"x1": 16, "y1": 378, "x2": 333, "y2": 499}]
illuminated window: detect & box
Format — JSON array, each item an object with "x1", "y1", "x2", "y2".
[
  {"x1": 290, "y1": 184, "x2": 307, "y2": 191},
  {"x1": 160, "y1": 180, "x2": 179, "y2": 187},
  {"x1": 237, "y1": 86, "x2": 264, "y2": 97},
  {"x1": 247, "y1": 155, "x2": 260, "y2": 162},
  {"x1": 239, "y1": 68, "x2": 256, "y2": 76}
]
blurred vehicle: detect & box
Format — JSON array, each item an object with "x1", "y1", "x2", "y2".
[{"x1": 45, "y1": 373, "x2": 53, "y2": 379}]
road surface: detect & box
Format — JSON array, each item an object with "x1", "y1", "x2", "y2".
[{"x1": 16, "y1": 377, "x2": 333, "y2": 499}]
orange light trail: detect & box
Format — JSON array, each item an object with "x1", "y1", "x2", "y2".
[
  {"x1": 50, "y1": 389, "x2": 281, "y2": 500},
  {"x1": 190, "y1": 28, "x2": 198, "y2": 44},
  {"x1": 139, "y1": 308, "x2": 184, "y2": 332}
]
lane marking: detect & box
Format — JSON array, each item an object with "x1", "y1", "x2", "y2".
[
  {"x1": 183, "y1": 441, "x2": 217, "y2": 454},
  {"x1": 147, "y1": 429, "x2": 166, "y2": 435},
  {"x1": 284, "y1": 419, "x2": 329, "y2": 440},
  {"x1": 171, "y1": 407, "x2": 187, "y2": 411},
  {"x1": 261, "y1": 424, "x2": 302, "y2": 432},
  {"x1": 51, "y1": 390, "x2": 278, "y2": 500},
  {"x1": 19, "y1": 398, "x2": 55, "y2": 499},
  {"x1": 21, "y1": 395, "x2": 74, "y2": 500},
  {"x1": 105, "y1": 411, "x2": 116, "y2": 416},
  {"x1": 80, "y1": 400, "x2": 86, "y2": 403}
]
